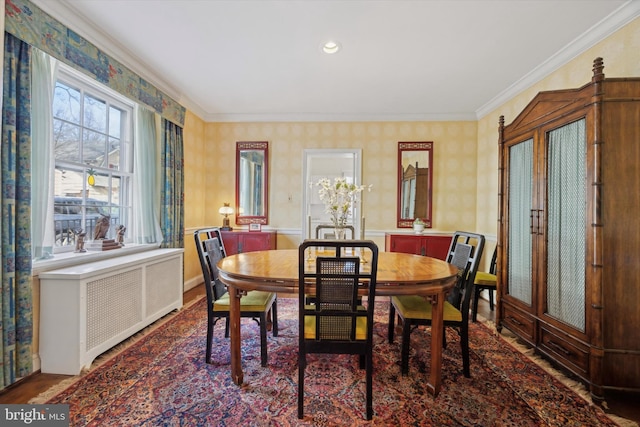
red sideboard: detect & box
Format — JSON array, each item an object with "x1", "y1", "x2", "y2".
[
  {"x1": 220, "y1": 230, "x2": 276, "y2": 255},
  {"x1": 385, "y1": 233, "x2": 451, "y2": 260}
]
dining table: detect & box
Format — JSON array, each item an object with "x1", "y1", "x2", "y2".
[{"x1": 217, "y1": 248, "x2": 459, "y2": 397}]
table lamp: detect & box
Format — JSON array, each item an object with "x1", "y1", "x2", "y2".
[{"x1": 219, "y1": 203, "x2": 234, "y2": 231}]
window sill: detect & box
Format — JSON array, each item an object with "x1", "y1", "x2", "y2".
[{"x1": 32, "y1": 243, "x2": 161, "y2": 276}]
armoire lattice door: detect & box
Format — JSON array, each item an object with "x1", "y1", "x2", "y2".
[{"x1": 497, "y1": 58, "x2": 640, "y2": 400}]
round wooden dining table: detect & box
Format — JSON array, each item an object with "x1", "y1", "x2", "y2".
[{"x1": 217, "y1": 249, "x2": 458, "y2": 397}]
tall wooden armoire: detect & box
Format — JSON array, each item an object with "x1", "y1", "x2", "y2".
[{"x1": 497, "y1": 58, "x2": 640, "y2": 400}]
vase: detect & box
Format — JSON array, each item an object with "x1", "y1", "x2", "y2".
[{"x1": 333, "y1": 226, "x2": 346, "y2": 240}]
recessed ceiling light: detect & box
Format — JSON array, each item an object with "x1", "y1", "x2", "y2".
[{"x1": 322, "y1": 41, "x2": 341, "y2": 54}]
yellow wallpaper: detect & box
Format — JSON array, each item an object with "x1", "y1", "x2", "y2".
[
  {"x1": 183, "y1": 110, "x2": 206, "y2": 288},
  {"x1": 198, "y1": 121, "x2": 478, "y2": 243}
]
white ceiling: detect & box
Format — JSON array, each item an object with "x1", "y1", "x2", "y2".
[{"x1": 33, "y1": 0, "x2": 638, "y2": 122}]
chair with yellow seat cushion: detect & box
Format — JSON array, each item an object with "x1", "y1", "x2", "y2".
[
  {"x1": 194, "y1": 227, "x2": 277, "y2": 367},
  {"x1": 388, "y1": 231, "x2": 484, "y2": 377},
  {"x1": 472, "y1": 247, "x2": 497, "y2": 322},
  {"x1": 298, "y1": 239, "x2": 379, "y2": 421}
]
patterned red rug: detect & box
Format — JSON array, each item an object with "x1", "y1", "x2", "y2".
[{"x1": 38, "y1": 296, "x2": 621, "y2": 426}]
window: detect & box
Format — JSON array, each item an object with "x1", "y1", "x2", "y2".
[{"x1": 52, "y1": 66, "x2": 133, "y2": 251}]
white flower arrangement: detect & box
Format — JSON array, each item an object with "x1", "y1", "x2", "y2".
[{"x1": 315, "y1": 177, "x2": 371, "y2": 228}]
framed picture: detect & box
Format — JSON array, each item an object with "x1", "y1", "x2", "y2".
[{"x1": 249, "y1": 223, "x2": 262, "y2": 232}]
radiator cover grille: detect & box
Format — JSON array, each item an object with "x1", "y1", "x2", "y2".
[
  {"x1": 86, "y1": 269, "x2": 143, "y2": 351},
  {"x1": 146, "y1": 257, "x2": 182, "y2": 317}
]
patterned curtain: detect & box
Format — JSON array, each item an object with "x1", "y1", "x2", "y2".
[
  {"x1": 1, "y1": 33, "x2": 33, "y2": 388},
  {"x1": 160, "y1": 119, "x2": 184, "y2": 249}
]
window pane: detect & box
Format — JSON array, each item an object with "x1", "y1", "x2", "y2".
[
  {"x1": 84, "y1": 94, "x2": 107, "y2": 133},
  {"x1": 53, "y1": 120, "x2": 81, "y2": 162},
  {"x1": 109, "y1": 106, "x2": 122, "y2": 138},
  {"x1": 108, "y1": 137, "x2": 120, "y2": 170},
  {"x1": 83, "y1": 130, "x2": 107, "y2": 166},
  {"x1": 110, "y1": 176, "x2": 121, "y2": 204},
  {"x1": 53, "y1": 82, "x2": 80, "y2": 124},
  {"x1": 55, "y1": 165, "x2": 84, "y2": 198},
  {"x1": 54, "y1": 166, "x2": 85, "y2": 248},
  {"x1": 89, "y1": 172, "x2": 110, "y2": 200}
]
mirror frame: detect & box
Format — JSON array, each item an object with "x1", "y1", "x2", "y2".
[
  {"x1": 397, "y1": 141, "x2": 433, "y2": 228},
  {"x1": 235, "y1": 141, "x2": 269, "y2": 225}
]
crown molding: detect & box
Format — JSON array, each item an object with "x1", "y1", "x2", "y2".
[
  {"x1": 475, "y1": 0, "x2": 640, "y2": 120},
  {"x1": 31, "y1": 0, "x2": 640, "y2": 124},
  {"x1": 200, "y1": 111, "x2": 478, "y2": 123}
]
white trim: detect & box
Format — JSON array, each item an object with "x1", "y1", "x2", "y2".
[{"x1": 476, "y1": 0, "x2": 640, "y2": 120}]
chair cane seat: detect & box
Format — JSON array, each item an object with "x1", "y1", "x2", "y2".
[
  {"x1": 474, "y1": 271, "x2": 496, "y2": 287},
  {"x1": 391, "y1": 295, "x2": 463, "y2": 322},
  {"x1": 303, "y1": 305, "x2": 368, "y2": 340},
  {"x1": 213, "y1": 290, "x2": 276, "y2": 312}
]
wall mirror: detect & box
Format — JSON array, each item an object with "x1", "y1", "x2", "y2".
[
  {"x1": 397, "y1": 141, "x2": 433, "y2": 228},
  {"x1": 236, "y1": 141, "x2": 269, "y2": 225}
]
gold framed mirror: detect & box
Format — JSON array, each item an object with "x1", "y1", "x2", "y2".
[
  {"x1": 397, "y1": 141, "x2": 433, "y2": 228},
  {"x1": 235, "y1": 141, "x2": 268, "y2": 225}
]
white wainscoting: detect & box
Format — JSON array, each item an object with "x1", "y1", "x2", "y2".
[{"x1": 39, "y1": 249, "x2": 184, "y2": 375}]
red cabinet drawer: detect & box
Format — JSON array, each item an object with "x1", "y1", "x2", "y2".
[
  {"x1": 220, "y1": 230, "x2": 276, "y2": 255},
  {"x1": 385, "y1": 233, "x2": 451, "y2": 260}
]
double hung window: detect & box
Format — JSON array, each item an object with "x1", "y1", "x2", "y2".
[{"x1": 52, "y1": 66, "x2": 133, "y2": 251}]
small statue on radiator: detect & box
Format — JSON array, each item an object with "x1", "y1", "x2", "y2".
[
  {"x1": 116, "y1": 224, "x2": 126, "y2": 246},
  {"x1": 74, "y1": 229, "x2": 87, "y2": 253},
  {"x1": 93, "y1": 214, "x2": 111, "y2": 240}
]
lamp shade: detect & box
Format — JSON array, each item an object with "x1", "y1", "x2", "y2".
[{"x1": 219, "y1": 204, "x2": 234, "y2": 216}]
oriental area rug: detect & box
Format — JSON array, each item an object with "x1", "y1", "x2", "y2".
[{"x1": 33, "y1": 296, "x2": 630, "y2": 426}]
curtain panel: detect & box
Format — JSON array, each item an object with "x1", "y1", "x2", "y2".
[
  {"x1": 133, "y1": 107, "x2": 164, "y2": 245},
  {"x1": 160, "y1": 119, "x2": 184, "y2": 249},
  {"x1": 1, "y1": 33, "x2": 33, "y2": 388}
]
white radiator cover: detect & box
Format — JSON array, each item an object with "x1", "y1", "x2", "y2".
[{"x1": 39, "y1": 249, "x2": 184, "y2": 375}]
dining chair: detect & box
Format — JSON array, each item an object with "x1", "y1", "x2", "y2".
[
  {"x1": 472, "y1": 246, "x2": 497, "y2": 322},
  {"x1": 388, "y1": 231, "x2": 484, "y2": 377},
  {"x1": 194, "y1": 227, "x2": 278, "y2": 366},
  {"x1": 298, "y1": 239, "x2": 379, "y2": 420}
]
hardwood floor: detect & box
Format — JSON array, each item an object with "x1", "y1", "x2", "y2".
[{"x1": 1, "y1": 288, "x2": 637, "y2": 424}]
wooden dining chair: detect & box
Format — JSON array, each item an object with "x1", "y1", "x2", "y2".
[
  {"x1": 388, "y1": 231, "x2": 484, "y2": 377},
  {"x1": 472, "y1": 246, "x2": 497, "y2": 322},
  {"x1": 194, "y1": 227, "x2": 278, "y2": 366},
  {"x1": 298, "y1": 239, "x2": 379, "y2": 420}
]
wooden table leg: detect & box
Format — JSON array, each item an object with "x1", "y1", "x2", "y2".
[
  {"x1": 229, "y1": 284, "x2": 243, "y2": 385},
  {"x1": 427, "y1": 291, "x2": 443, "y2": 397}
]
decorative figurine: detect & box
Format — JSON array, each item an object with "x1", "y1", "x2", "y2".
[
  {"x1": 74, "y1": 229, "x2": 87, "y2": 253},
  {"x1": 116, "y1": 224, "x2": 126, "y2": 246},
  {"x1": 93, "y1": 214, "x2": 111, "y2": 240}
]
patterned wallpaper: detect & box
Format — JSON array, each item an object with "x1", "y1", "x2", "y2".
[{"x1": 184, "y1": 120, "x2": 479, "y2": 250}]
